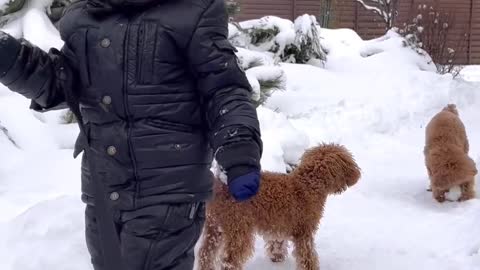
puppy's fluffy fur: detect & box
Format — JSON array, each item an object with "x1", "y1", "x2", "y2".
[
  {"x1": 198, "y1": 144, "x2": 361, "y2": 270},
  {"x1": 424, "y1": 104, "x2": 477, "y2": 202}
]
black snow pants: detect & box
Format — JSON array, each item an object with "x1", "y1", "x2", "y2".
[{"x1": 85, "y1": 202, "x2": 205, "y2": 270}]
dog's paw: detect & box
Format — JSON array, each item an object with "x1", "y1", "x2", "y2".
[
  {"x1": 434, "y1": 194, "x2": 446, "y2": 203},
  {"x1": 458, "y1": 192, "x2": 476, "y2": 202}
]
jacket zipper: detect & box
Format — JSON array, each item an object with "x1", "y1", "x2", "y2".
[{"x1": 123, "y1": 21, "x2": 140, "y2": 209}]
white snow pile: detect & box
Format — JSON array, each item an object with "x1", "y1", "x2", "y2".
[
  {"x1": 257, "y1": 107, "x2": 309, "y2": 173},
  {"x1": 0, "y1": 11, "x2": 480, "y2": 270},
  {"x1": 1, "y1": 196, "x2": 90, "y2": 270}
]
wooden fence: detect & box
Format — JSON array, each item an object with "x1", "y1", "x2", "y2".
[{"x1": 235, "y1": 0, "x2": 480, "y2": 64}]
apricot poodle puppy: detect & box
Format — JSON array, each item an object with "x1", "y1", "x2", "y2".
[
  {"x1": 424, "y1": 104, "x2": 477, "y2": 202},
  {"x1": 198, "y1": 143, "x2": 361, "y2": 270}
]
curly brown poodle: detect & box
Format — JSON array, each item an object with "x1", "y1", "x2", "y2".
[
  {"x1": 424, "y1": 104, "x2": 478, "y2": 202},
  {"x1": 198, "y1": 143, "x2": 361, "y2": 270}
]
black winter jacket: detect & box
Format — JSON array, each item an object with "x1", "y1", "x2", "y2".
[{"x1": 0, "y1": 0, "x2": 262, "y2": 209}]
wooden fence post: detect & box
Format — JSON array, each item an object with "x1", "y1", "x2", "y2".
[
  {"x1": 292, "y1": 0, "x2": 296, "y2": 20},
  {"x1": 468, "y1": 0, "x2": 473, "y2": 64},
  {"x1": 354, "y1": 0, "x2": 359, "y2": 32},
  {"x1": 408, "y1": 0, "x2": 415, "y2": 19}
]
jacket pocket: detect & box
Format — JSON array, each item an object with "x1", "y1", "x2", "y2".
[
  {"x1": 147, "y1": 118, "x2": 193, "y2": 133},
  {"x1": 73, "y1": 134, "x2": 86, "y2": 158},
  {"x1": 137, "y1": 21, "x2": 158, "y2": 85},
  {"x1": 68, "y1": 29, "x2": 92, "y2": 87}
]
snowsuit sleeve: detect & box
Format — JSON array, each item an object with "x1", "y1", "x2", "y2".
[
  {"x1": 0, "y1": 32, "x2": 73, "y2": 111},
  {"x1": 186, "y1": 0, "x2": 263, "y2": 181}
]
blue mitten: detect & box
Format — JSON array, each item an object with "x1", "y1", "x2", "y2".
[{"x1": 228, "y1": 171, "x2": 261, "y2": 202}]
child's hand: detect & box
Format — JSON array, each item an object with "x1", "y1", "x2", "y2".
[{"x1": 228, "y1": 171, "x2": 260, "y2": 202}]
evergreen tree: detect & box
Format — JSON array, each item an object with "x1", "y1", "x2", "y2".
[{"x1": 0, "y1": 0, "x2": 73, "y2": 26}]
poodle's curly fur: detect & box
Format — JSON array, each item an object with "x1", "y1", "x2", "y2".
[
  {"x1": 198, "y1": 143, "x2": 361, "y2": 270},
  {"x1": 424, "y1": 104, "x2": 478, "y2": 202}
]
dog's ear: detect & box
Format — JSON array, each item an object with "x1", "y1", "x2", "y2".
[
  {"x1": 324, "y1": 144, "x2": 361, "y2": 192},
  {"x1": 295, "y1": 144, "x2": 361, "y2": 194}
]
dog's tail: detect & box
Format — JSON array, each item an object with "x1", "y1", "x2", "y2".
[{"x1": 443, "y1": 104, "x2": 459, "y2": 116}]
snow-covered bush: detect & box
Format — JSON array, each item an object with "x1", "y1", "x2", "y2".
[
  {"x1": 229, "y1": 15, "x2": 327, "y2": 66},
  {"x1": 0, "y1": 0, "x2": 71, "y2": 27},
  {"x1": 246, "y1": 65, "x2": 286, "y2": 107},
  {"x1": 229, "y1": 16, "x2": 291, "y2": 54},
  {"x1": 397, "y1": 5, "x2": 467, "y2": 78},
  {"x1": 229, "y1": 15, "x2": 327, "y2": 106},
  {"x1": 235, "y1": 45, "x2": 287, "y2": 107},
  {"x1": 282, "y1": 15, "x2": 325, "y2": 65}
]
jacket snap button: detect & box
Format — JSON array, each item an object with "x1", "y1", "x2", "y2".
[
  {"x1": 107, "y1": 145, "x2": 117, "y2": 156},
  {"x1": 110, "y1": 192, "x2": 119, "y2": 201},
  {"x1": 100, "y1": 38, "x2": 111, "y2": 48},
  {"x1": 174, "y1": 144, "x2": 181, "y2": 150},
  {"x1": 102, "y1": 95, "x2": 112, "y2": 105}
]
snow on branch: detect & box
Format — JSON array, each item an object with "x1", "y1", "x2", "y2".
[
  {"x1": 356, "y1": 0, "x2": 385, "y2": 17},
  {"x1": 355, "y1": 0, "x2": 398, "y2": 29}
]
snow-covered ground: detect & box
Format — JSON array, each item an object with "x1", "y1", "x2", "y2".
[{"x1": 1, "y1": 9, "x2": 480, "y2": 270}]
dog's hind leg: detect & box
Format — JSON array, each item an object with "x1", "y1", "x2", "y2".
[
  {"x1": 292, "y1": 233, "x2": 319, "y2": 270},
  {"x1": 265, "y1": 239, "x2": 288, "y2": 263},
  {"x1": 198, "y1": 216, "x2": 223, "y2": 270},
  {"x1": 220, "y1": 224, "x2": 254, "y2": 270},
  {"x1": 459, "y1": 181, "x2": 475, "y2": 201}
]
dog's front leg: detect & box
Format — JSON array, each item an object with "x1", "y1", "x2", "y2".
[{"x1": 293, "y1": 234, "x2": 319, "y2": 270}]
